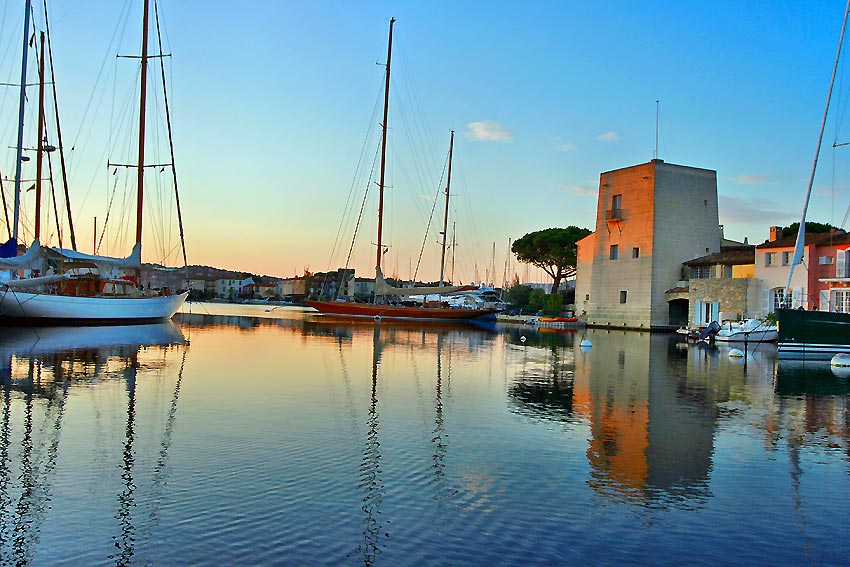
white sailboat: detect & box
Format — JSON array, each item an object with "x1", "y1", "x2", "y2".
[{"x1": 0, "y1": 0, "x2": 187, "y2": 323}]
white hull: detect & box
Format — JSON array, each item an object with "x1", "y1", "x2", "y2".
[
  {"x1": 714, "y1": 330, "x2": 778, "y2": 343},
  {"x1": 778, "y1": 342, "x2": 850, "y2": 360},
  {"x1": 0, "y1": 290, "x2": 188, "y2": 322},
  {"x1": 0, "y1": 321, "x2": 185, "y2": 355}
]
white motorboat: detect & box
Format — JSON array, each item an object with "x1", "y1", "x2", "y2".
[{"x1": 714, "y1": 319, "x2": 778, "y2": 343}]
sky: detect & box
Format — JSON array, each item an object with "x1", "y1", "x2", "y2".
[{"x1": 2, "y1": 1, "x2": 850, "y2": 284}]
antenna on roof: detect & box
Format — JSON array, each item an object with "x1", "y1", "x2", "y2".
[{"x1": 653, "y1": 100, "x2": 660, "y2": 160}]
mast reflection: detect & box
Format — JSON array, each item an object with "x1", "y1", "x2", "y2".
[
  {"x1": 359, "y1": 326, "x2": 384, "y2": 566},
  {"x1": 0, "y1": 323, "x2": 186, "y2": 565}
]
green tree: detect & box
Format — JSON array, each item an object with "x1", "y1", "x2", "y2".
[
  {"x1": 505, "y1": 284, "x2": 534, "y2": 308},
  {"x1": 781, "y1": 221, "x2": 837, "y2": 238},
  {"x1": 511, "y1": 226, "x2": 591, "y2": 293},
  {"x1": 528, "y1": 288, "x2": 548, "y2": 313}
]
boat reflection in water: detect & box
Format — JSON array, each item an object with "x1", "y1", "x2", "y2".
[{"x1": 0, "y1": 323, "x2": 186, "y2": 566}]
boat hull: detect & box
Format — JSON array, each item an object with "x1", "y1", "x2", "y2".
[
  {"x1": 0, "y1": 290, "x2": 188, "y2": 324},
  {"x1": 777, "y1": 307, "x2": 850, "y2": 359},
  {"x1": 714, "y1": 330, "x2": 778, "y2": 343},
  {"x1": 305, "y1": 300, "x2": 498, "y2": 323}
]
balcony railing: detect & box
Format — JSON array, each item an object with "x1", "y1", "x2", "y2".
[{"x1": 605, "y1": 208, "x2": 625, "y2": 221}]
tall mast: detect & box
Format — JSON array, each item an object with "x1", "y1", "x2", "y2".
[
  {"x1": 34, "y1": 32, "x2": 46, "y2": 241},
  {"x1": 12, "y1": 0, "x2": 33, "y2": 243},
  {"x1": 43, "y1": 0, "x2": 77, "y2": 250},
  {"x1": 438, "y1": 130, "x2": 454, "y2": 286},
  {"x1": 786, "y1": 0, "x2": 850, "y2": 304},
  {"x1": 375, "y1": 17, "x2": 395, "y2": 274},
  {"x1": 135, "y1": 0, "x2": 151, "y2": 246}
]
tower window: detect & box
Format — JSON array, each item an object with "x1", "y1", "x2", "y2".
[
  {"x1": 620, "y1": 291, "x2": 627, "y2": 304},
  {"x1": 610, "y1": 245, "x2": 619, "y2": 260}
]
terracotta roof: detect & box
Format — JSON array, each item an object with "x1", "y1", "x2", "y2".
[
  {"x1": 757, "y1": 231, "x2": 848, "y2": 249},
  {"x1": 815, "y1": 231, "x2": 850, "y2": 245},
  {"x1": 684, "y1": 245, "x2": 754, "y2": 267}
]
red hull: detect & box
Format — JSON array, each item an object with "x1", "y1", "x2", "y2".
[{"x1": 306, "y1": 301, "x2": 498, "y2": 322}]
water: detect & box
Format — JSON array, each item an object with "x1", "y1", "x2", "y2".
[{"x1": 1, "y1": 305, "x2": 849, "y2": 566}]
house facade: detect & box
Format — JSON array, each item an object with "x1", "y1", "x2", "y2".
[
  {"x1": 754, "y1": 228, "x2": 850, "y2": 314},
  {"x1": 754, "y1": 227, "x2": 821, "y2": 312},
  {"x1": 278, "y1": 277, "x2": 308, "y2": 301},
  {"x1": 576, "y1": 160, "x2": 722, "y2": 329},
  {"x1": 215, "y1": 277, "x2": 253, "y2": 299},
  {"x1": 681, "y1": 245, "x2": 759, "y2": 325},
  {"x1": 353, "y1": 277, "x2": 376, "y2": 300},
  {"x1": 813, "y1": 232, "x2": 850, "y2": 312}
]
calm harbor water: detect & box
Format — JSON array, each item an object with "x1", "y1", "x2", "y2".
[{"x1": 1, "y1": 304, "x2": 849, "y2": 566}]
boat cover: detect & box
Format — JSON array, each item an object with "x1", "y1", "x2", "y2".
[
  {"x1": 52, "y1": 242, "x2": 142, "y2": 276},
  {"x1": 375, "y1": 267, "x2": 478, "y2": 297},
  {"x1": 0, "y1": 239, "x2": 42, "y2": 270}
]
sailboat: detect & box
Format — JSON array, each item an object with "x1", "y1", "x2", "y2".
[
  {"x1": 0, "y1": 0, "x2": 188, "y2": 323},
  {"x1": 306, "y1": 18, "x2": 499, "y2": 323},
  {"x1": 777, "y1": 0, "x2": 850, "y2": 359}
]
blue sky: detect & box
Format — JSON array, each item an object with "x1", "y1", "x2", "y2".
[{"x1": 2, "y1": 1, "x2": 850, "y2": 283}]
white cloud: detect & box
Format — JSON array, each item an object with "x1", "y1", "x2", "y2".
[
  {"x1": 597, "y1": 131, "x2": 619, "y2": 142},
  {"x1": 728, "y1": 174, "x2": 771, "y2": 185},
  {"x1": 556, "y1": 142, "x2": 576, "y2": 152},
  {"x1": 465, "y1": 121, "x2": 513, "y2": 142}
]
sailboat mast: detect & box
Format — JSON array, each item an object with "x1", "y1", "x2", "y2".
[
  {"x1": 376, "y1": 17, "x2": 395, "y2": 273},
  {"x1": 35, "y1": 32, "x2": 46, "y2": 241},
  {"x1": 43, "y1": 0, "x2": 77, "y2": 251},
  {"x1": 12, "y1": 0, "x2": 33, "y2": 243},
  {"x1": 439, "y1": 130, "x2": 454, "y2": 286},
  {"x1": 785, "y1": 0, "x2": 850, "y2": 303},
  {"x1": 135, "y1": 0, "x2": 151, "y2": 246}
]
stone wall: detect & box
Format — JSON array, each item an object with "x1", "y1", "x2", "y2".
[{"x1": 688, "y1": 278, "x2": 752, "y2": 321}]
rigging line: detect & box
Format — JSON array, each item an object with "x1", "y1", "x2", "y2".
[
  {"x1": 395, "y1": 41, "x2": 440, "y2": 182},
  {"x1": 97, "y1": 173, "x2": 121, "y2": 253},
  {"x1": 339, "y1": 145, "x2": 381, "y2": 299},
  {"x1": 391, "y1": 75, "x2": 438, "y2": 226},
  {"x1": 46, "y1": 149, "x2": 64, "y2": 249},
  {"x1": 43, "y1": 1, "x2": 76, "y2": 250},
  {"x1": 834, "y1": 31, "x2": 849, "y2": 146},
  {"x1": 412, "y1": 154, "x2": 448, "y2": 282},
  {"x1": 0, "y1": 169, "x2": 10, "y2": 239},
  {"x1": 67, "y1": 0, "x2": 133, "y2": 163},
  {"x1": 323, "y1": 77, "x2": 385, "y2": 279}
]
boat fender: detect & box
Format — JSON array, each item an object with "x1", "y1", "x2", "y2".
[
  {"x1": 729, "y1": 349, "x2": 745, "y2": 358},
  {"x1": 579, "y1": 339, "x2": 592, "y2": 348},
  {"x1": 374, "y1": 315, "x2": 382, "y2": 322},
  {"x1": 830, "y1": 353, "x2": 850, "y2": 367}
]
